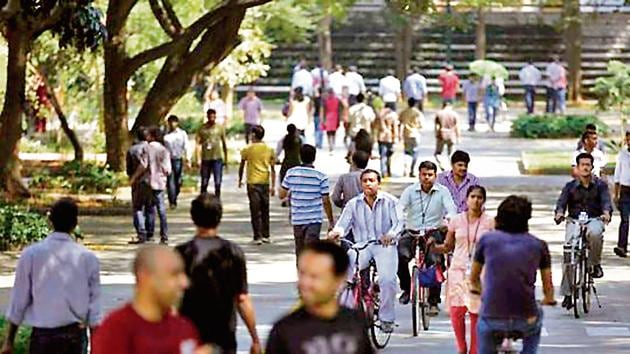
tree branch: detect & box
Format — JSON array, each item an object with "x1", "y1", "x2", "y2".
[
  {"x1": 160, "y1": 0, "x2": 183, "y2": 32},
  {"x1": 124, "y1": 40, "x2": 182, "y2": 78},
  {"x1": 149, "y1": 0, "x2": 181, "y2": 38}
]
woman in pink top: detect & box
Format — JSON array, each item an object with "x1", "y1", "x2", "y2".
[
  {"x1": 322, "y1": 88, "x2": 342, "y2": 152},
  {"x1": 432, "y1": 185, "x2": 494, "y2": 354}
]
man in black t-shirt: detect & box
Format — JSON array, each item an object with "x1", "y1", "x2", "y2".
[
  {"x1": 176, "y1": 193, "x2": 261, "y2": 354},
  {"x1": 266, "y1": 241, "x2": 374, "y2": 354}
]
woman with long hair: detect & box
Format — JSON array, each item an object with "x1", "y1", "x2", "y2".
[
  {"x1": 431, "y1": 185, "x2": 494, "y2": 354},
  {"x1": 276, "y1": 124, "x2": 302, "y2": 206},
  {"x1": 286, "y1": 87, "x2": 312, "y2": 136}
]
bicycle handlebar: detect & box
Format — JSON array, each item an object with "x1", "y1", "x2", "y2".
[{"x1": 340, "y1": 238, "x2": 380, "y2": 251}]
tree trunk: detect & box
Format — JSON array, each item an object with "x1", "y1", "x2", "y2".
[
  {"x1": 395, "y1": 18, "x2": 414, "y2": 81},
  {"x1": 318, "y1": 14, "x2": 333, "y2": 71},
  {"x1": 103, "y1": 39, "x2": 130, "y2": 171},
  {"x1": 564, "y1": 0, "x2": 582, "y2": 102},
  {"x1": 0, "y1": 28, "x2": 31, "y2": 198},
  {"x1": 475, "y1": 7, "x2": 486, "y2": 60}
]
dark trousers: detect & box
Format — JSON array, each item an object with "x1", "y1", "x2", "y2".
[
  {"x1": 244, "y1": 123, "x2": 256, "y2": 144},
  {"x1": 618, "y1": 187, "x2": 630, "y2": 251},
  {"x1": 200, "y1": 159, "x2": 223, "y2": 198},
  {"x1": 524, "y1": 85, "x2": 536, "y2": 114},
  {"x1": 292, "y1": 223, "x2": 322, "y2": 258},
  {"x1": 397, "y1": 230, "x2": 444, "y2": 305},
  {"x1": 247, "y1": 184, "x2": 270, "y2": 240},
  {"x1": 378, "y1": 142, "x2": 394, "y2": 177},
  {"x1": 167, "y1": 158, "x2": 183, "y2": 206},
  {"x1": 467, "y1": 101, "x2": 478, "y2": 129},
  {"x1": 545, "y1": 87, "x2": 558, "y2": 113},
  {"x1": 30, "y1": 324, "x2": 86, "y2": 354}
]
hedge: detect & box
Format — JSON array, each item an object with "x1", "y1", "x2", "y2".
[{"x1": 510, "y1": 114, "x2": 609, "y2": 139}]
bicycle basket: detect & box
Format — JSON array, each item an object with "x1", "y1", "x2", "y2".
[{"x1": 418, "y1": 265, "x2": 445, "y2": 287}]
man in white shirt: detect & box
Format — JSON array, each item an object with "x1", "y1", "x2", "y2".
[
  {"x1": 311, "y1": 65, "x2": 329, "y2": 94},
  {"x1": 614, "y1": 131, "x2": 630, "y2": 258},
  {"x1": 572, "y1": 131, "x2": 606, "y2": 178},
  {"x1": 164, "y1": 115, "x2": 189, "y2": 209},
  {"x1": 519, "y1": 60, "x2": 542, "y2": 114},
  {"x1": 292, "y1": 66, "x2": 314, "y2": 97},
  {"x1": 345, "y1": 66, "x2": 366, "y2": 106},
  {"x1": 403, "y1": 68, "x2": 428, "y2": 112},
  {"x1": 379, "y1": 70, "x2": 402, "y2": 111},
  {"x1": 347, "y1": 93, "x2": 376, "y2": 139},
  {"x1": 203, "y1": 90, "x2": 227, "y2": 125},
  {"x1": 328, "y1": 65, "x2": 347, "y2": 97}
]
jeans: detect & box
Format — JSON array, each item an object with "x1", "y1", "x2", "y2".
[
  {"x1": 484, "y1": 104, "x2": 498, "y2": 130},
  {"x1": 151, "y1": 189, "x2": 168, "y2": 241},
  {"x1": 378, "y1": 142, "x2": 394, "y2": 177},
  {"x1": 404, "y1": 137, "x2": 420, "y2": 174},
  {"x1": 477, "y1": 308, "x2": 543, "y2": 354},
  {"x1": 293, "y1": 223, "x2": 321, "y2": 258},
  {"x1": 167, "y1": 158, "x2": 183, "y2": 206},
  {"x1": 201, "y1": 159, "x2": 223, "y2": 198},
  {"x1": 557, "y1": 88, "x2": 567, "y2": 113},
  {"x1": 617, "y1": 187, "x2": 630, "y2": 251},
  {"x1": 560, "y1": 218, "x2": 604, "y2": 295},
  {"x1": 247, "y1": 184, "x2": 270, "y2": 240},
  {"x1": 347, "y1": 242, "x2": 399, "y2": 322},
  {"x1": 132, "y1": 182, "x2": 156, "y2": 240},
  {"x1": 244, "y1": 123, "x2": 256, "y2": 144},
  {"x1": 30, "y1": 324, "x2": 87, "y2": 354},
  {"x1": 467, "y1": 101, "x2": 478, "y2": 129},
  {"x1": 545, "y1": 87, "x2": 557, "y2": 113},
  {"x1": 524, "y1": 85, "x2": 536, "y2": 114},
  {"x1": 314, "y1": 115, "x2": 324, "y2": 148}
]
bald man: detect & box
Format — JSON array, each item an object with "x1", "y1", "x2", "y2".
[{"x1": 92, "y1": 245, "x2": 211, "y2": 354}]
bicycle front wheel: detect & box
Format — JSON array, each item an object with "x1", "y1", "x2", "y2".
[
  {"x1": 411, "y1": 266, "x2": 419, "y2": 337},
  {"x1": 369, "y1": 266, "x2": 392, "y2": 349},
  {"x1": 420, "y1": 285, "x2": 431, "y2": 330}
]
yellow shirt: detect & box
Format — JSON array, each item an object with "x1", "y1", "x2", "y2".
[
  {"x1": 241, "y1": 143, "x2": 275, "y2": 184},
  {"x1": 399, "y1": 107, "x2": 424, "y2": 140}
]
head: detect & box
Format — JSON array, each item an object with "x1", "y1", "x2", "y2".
[
  {"x1": 133, "y1": 245, "x2": 189, "y2": 312},
  {"x1": 527, "y1": 58, "x2": 534, "y2": 65},
  {"x1": 356, "y1": 93, "x2": 365, "y2": 104},
  {"x1": 349, "y1": 65, "x2": 357, "y2": 72},
  {"x1": 585, "y1": 123, "x2": 597, "y2": 134},
  {"x1": 146, "y1": 126, "x2": 162, "y2": 143},
  {"x1": 210, "y1": 90, "x2": 219, "y2": 100},
  {"x1": 386, "y1": 69, "x2": 395, "y2": 77},
  {"x1": 360, "y1": 169, "x2": 381, "y2": 197},
  {"x1": 250, "y1": 125, "x2": 265, "y2": 142},
  {"x1": 300, "y1": 144, "x2": 316, "y2": 165},
  {"x1": 351, "y1": 150, "x2": 370, "y2": 170},
  {"x1": 190, "y1": 193, "x2": 222, "y2": 230},
  {"x1": 326, "y1": 88, "x2": 335, "y2": 97},
  {"x1": 551, "y1": 55, "x2": 560, "y2": 63},
  {"x1": 445, "y1": 64, "x2": 453, "y2": 71},
  {"x1": 293, "y1": 87, "x2": 304, "y2": 102},
  {"x1": 246, "y1": 87, "x2": 256, "y2": 98},
  {"x1": 135, "y1": 127, "x2": 148, "y2": 142},
  {"x1": 575, "y1": 152, "x2": 594, "y2": 178},
  {"x1": 297, "y1": 241, "x2": 349, "y2": 310},
  {"x1": 287, "y1": 123, "x2": 297, "y2": 136},
  {"x1": 450, "y1": 150, "x2": 471, "y2": 178},
  {"x1": 49, "y1": 198, "x2": 78, "y2": 233},
  {"x1": 407, "y1": 97, "x2": 417, "y2": 108},
  {"x1": 466, "y1": 185, "x2": 487, "y2": 213},
  {"x1": 625, "y1": 131, "x2": 630, "y2": 148},
  {"x1": 206, "y1": 108, "x2": 217, "y2": 124},
  {"x1": 495, "y1": 195, "x2": 532, "y2": 234},
  {"x1": 167, "y1": 115, "x2": 179, "y2": 131},
  {"x1": 335, "y1": 64, "x2": 343, "y2": 73},
  {"x1": 581, "y1": 131, "x2": 598, "y2": 150},
  {"x1": 418, "y1": 161, "x2": 438, "y2": 190},
  {"x1": 442, "y1": 101, "x2": 452, "y2": 109}
]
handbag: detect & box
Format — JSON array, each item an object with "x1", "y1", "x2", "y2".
[{"x1": 418, "y1": 264, "x2": 446, "y2": 288}]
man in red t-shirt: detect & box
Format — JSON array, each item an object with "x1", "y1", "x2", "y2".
[
  {"x1": 92, "y1": 245, "x2": 211, "y2": 354},
  {"x1": 438, "y1": 64, "x2": 460, "y2": 104}
]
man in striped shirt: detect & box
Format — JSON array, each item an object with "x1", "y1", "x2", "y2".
[
  {"x1": 328, "y1": 169, "x2": 403, "y2": 333},
  {"x1": 280, "y1": 144, "x2": 334, "y2": 259}
]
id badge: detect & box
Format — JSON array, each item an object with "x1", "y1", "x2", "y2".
[{"x1": 206, "y1": 142, "x2": 213, "y2": 150}]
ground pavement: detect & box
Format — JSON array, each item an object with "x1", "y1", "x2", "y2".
[{"x1": 2, "y1": 109, "x2": 630, "y2": 353}]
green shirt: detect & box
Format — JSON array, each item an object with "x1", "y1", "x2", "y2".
[{"x1": 196, "y1": 124, "x2": 225, "y2": 161}]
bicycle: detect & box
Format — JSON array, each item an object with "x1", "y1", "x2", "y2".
[
  {"x1": 400, "y1": 228, "x2": 444, "y2": 337},
  {"x1": 559, "y1": 212, "x2": 603, "y2": 319},
  {"x1": 338, "y1": 239, "x2": 392, "y2": 349}
]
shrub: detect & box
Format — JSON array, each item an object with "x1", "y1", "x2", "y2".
[
  {"x1": 0, "y1": 204, "x2": 49, "y2": 251},
  {"x1": 510, "y1": 114, "x2": 609, "y2": 139},
  {"x1": 29, "y1": 160, "x2": 123, "y2": 194}
]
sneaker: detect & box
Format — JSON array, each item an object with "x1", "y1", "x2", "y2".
[
  {"x1": 592, "y1": 265, "x2": 604, "y2": 278},
  {"x1": 398, "y1": 291, "x2": 410, "y2": 305},
  {"x1": 614, "y1": 247, "x2": 627, "y2": 258},
  {"x1": 262, "y1": 237, "x2": 272, "y2": 244},
  {"x1": 428, "y1": 305, "x2": 440, "y2": 317},
  {"x1": 381, "y1": 321, "x2": 395, "y2": 334},
  {"x1": 128, "y1": 238, "x2": 145, "y2": 245},
  {"x1": 159, "y1": 239, "x2": 168, "y2": 245},
  {"x1": 562, "y1": 295, "x2": 573, "y2": 309},
  {"x1": 251, "y1": 239, "x2": 263, "y2": 246}
]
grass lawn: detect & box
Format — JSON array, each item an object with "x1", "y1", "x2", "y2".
[{"x1": 521, "y1": 150, "x2": 616, "y2": 175}]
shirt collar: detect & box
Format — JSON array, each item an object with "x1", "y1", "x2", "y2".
[
  {"x1": 415, "y1": 182, "x2": 438, "y2": 193},
  {"x1": 48, "y1": 232, "x2": 74, "y2": 242}
]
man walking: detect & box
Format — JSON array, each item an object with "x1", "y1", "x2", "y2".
[
  {"x1": 280, "y1": 144, "x2": 335, "y2": 258},
  {"x1": 292, "y1": 63, "x2": 314, "y2": 97},
  {"x1": 614, "y1": 131, "x2": 630, "y2": 258},
  {"x1": 347, "y1": 93, "x2": 376, "y2": 140},
  {"x1": 3, "y1": 198, "x2": 101, "y2": 354},
  {"x1": 328, "y1": 65, "x2": 347, "y2": 97},
  {"x1": 131, "y1": 126, "x2": 172, "y2": 244},
  {"x1": 196, "y1": 108, "x2": 228, "y2": 198},
  {"x1": 239, "y1": 125, "x2": 276, "y2": 245},
  {"x1": 266, "y1": 241, "x2": 374, "y2": 353},
  {"x1": 176, "y1": 194, "x2": 261, "y2": 354},
  {"x1": 461, "y1": 74, "x2": 481, "y2": 131},
  {"x1": 127, "y1": 128, "x2": 156, "y2": 244},
  {"x1": 345, "y1": 65, "x2": 366, "y2": 105},
  {"x1": 403, "y1": 67, "x2": 428, "y2": 112},
  {"x1": 438, "y1": 64, "x2": 460, "y2": 104},
  {"x1": 376, "y1": 105, "x2": 399, "y2": 178},
  {"x1": 378, "y1": 70, "x2": 402, "y2": 111},
  {"x1": 164, "y1": 115, "x2": 189, "y2": 209},
  {"x1": 434, "y1": 102, "x2": 461, "y2": 170},
  {"x1": 238, "y1": 88, "x2": 264, "y2": 144},
  {"x1": 437, "y1": 150, "x2": 480, "y2": 213},
  {"x1": 332, "y1": 150, "x2": 370, "y2": 209},
  {"x1": 519, "y1": 60, "x2": 542, "y2": 114},
  {"x1": 93, "y1": 245, "x2": 210, "y2": 354},
  {"x1": 399, "y1": 98, "x2": 424, "y2": 177}
]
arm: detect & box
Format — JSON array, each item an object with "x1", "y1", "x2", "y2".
[
  {"x1": 599, "y1": 180, "x2": 613, "y2": 221},
  {"x1": 469, "y1": 261, "x2": 483, "y2": 295},
  {"x1": 330, "y1": 200, "x2": 355, "y2": 238},
  {"x1": 434, "y1": 228, "x2": 455, "y2": 254},
  {"x1": 443, "y1": 190, "x2": 457, "y2": 220},
  {"x1": 86, "y1": 254, "x2": 102, "y2": 330},
  {"x1": 195, "y1": 134, "x2": 202, "y2": 166},
  {"x1": 331, "y1": 179, "x2": 345, "y2": 208},
  {"x1": 270, "y1": 158, "x2": 276, "y2": 197},
  {"x1": 434, "y1": 116, "x2": 441, "y2": 137},
  {"x1": 3, "y1": 252, "x2": 33, "y2": 352},
  {"x1": 238, "y1": 159, "x2": 246, "y2": 188},
  {"x1": 554, "y1": 184, "x2": 570, "y2": 219},
  {"x1": 1, "y1": 323, "x2": 18, "y2": 354},
  {"x1": 386, "y1": 197, "x2": 404, "y2": 240},
  {"x1": 322, "y1": 195, "x2": 334, "y2": 230},
  {"x1": 541, "y1": 268, "x2": 555, "y2": 305},
  {"x1": 221, "y1": 132, "x2": 228, "y2": 164},
  {"x1": 237, "y1": 294, "x2": 261, "y2": 354}
]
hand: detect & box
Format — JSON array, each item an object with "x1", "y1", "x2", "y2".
[
  {"x1": 238, "y1": 181, "x2": 243, "y2": 188},
  {"x1": 541, "y1": 297, "x2": 557, "y2": 306},
  {"x1": 327, "y1": 230, "x2": 341, "y2": 241},
  {"x1": 554, "y1": 213, "x2": 565, "y2": 225},
  {"x1": 250, "y1": 341, "x2": 262, "y2": 354},
  {"x1": 614, "y1": 195, "x2": 620, "y2": 208},
  {"x1": 380, "y1": 234, "x2": 395, "y2": 247},
  {"x1": 601, "y1": 213, "x2": 611, "y2": 224},
  {"x1": 270, "y1": 188, "x2": 275, "y2": 197},
  {"x1": 194, "y1": 345, "x2": 213, "y2": 354}
]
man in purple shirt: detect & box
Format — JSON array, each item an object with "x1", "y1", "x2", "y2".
[
  {"x1": 437, "y1": 150, "x2": 480, "y2": 213},
  {"x1": 238, "y1": 87, "x2": 264, "y2": 144}
]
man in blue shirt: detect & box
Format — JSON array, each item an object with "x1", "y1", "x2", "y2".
[{"x1": 471, "y1": 195, "x2": 556, "y2": 354}]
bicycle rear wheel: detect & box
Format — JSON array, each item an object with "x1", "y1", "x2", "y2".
[
  {"x1": 420, "y1": 285, "x2": 431, "y2": 330},
  {"x1": 411, "y1": 266, "x2": 419, "y2": 336},
  {"x1": 369, "y1": 265, "x2": 392, "y2": 349},
  {"x1": 582, "y1": 253, "x2": 592, "y2": 314}
]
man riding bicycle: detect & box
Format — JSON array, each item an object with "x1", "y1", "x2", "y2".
[
  {"x1": 554, "y1": 152, "x2": 612, "y2": 309},
  {"x1": 397, "y1": 161, "x2": 457, "y2": 315},
  {"x1": 328, "y1": 169, "x2": 403, "y2": 334}
]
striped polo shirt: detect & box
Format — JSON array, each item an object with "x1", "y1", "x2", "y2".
[{"x1": 281, "y1": 165, "x2": 330, "y2": 225}]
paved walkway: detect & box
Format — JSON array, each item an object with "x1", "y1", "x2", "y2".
[{"x1": 2, "y1": 108, "x2": 630, "y2": 353}]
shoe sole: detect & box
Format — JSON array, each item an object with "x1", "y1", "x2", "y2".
[{"x1": 614, "y1": 248, "x2": 627, "y2": 258}]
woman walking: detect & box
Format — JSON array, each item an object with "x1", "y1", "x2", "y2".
[
  {"x1": 431, "y1": 185, "x2": 494, "y2": 354},
  {"x1": 276, "y1": 124, "x2": 302, "y2": 206},
  {"x1": 322, "y1": 88, "x2": 342, "y2": 153},
  {"x1": 287, "y1": 87, "x2": 312, "y2": 136}
]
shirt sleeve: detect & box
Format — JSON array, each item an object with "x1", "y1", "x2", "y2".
[
  {"x1": 240, "y1": 146, "x2": 249, "y2": 161},
  {"x1": 473, "y1": 237, "x2": 486, "y2": 265},
  {"x1": 442, "y1": 189, "x2": 457, "y2": 219},
  {"x1": 554, "y1": 183, "x2": 570, "y2": 215},
  {"x1": 539, "y1": 240, "x2": 552, "y2": 270},
  {"x1": 614, "y1": 153, "x2": 623, "y2": 183},
  {"x1": 5, "y1": 249, "x2": 33, "y2": 325},
  {"x1": 281, "y1": 170, "x2": 292, "y2": 190},
  {"x1": 599, "y1": 180, "x2": 613, "y2": 214},
  {"x1": 320, "y1": 174, "x2": 330, "y2": 195},
  {"x1": 85, "y1": 253, "x2": 102, "y2": 327},
  {"x1": 235, "y1": 246, "x2": 249, "y2": 294},
  {"x1": 331, "y1": 178, "x2": 344, "y2": 208},
  {"x1": 388, "y1": 197, "x2": 404, "y2": 238},
  {"x1": 265, "y1": 323, "x2": 289, "y2": 354},
  {"x1": 333, "y1": 200, "x2": 354, "y2": 237}
]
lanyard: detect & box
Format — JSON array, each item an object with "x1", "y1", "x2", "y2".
[
  {"x1": 466, "y1": 214, "x2": 482, "y2": 260},
  {"x1": 419, "y1": 190, "x2": 434, "y2": 226}
]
